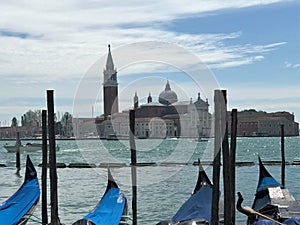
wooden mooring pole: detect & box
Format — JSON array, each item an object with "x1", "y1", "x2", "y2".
[
  {"x1": 41, "y1": 110, "x2": 48, "y2": 225},
  {"x1": 47, "y1": 90, "x2": 59, "y2": 225},
  {"x1": 230, "y1": 109, "x2": 238, "y2": 225},
  {"x1": 15, "y1": 131, "x2": 21, "y2": 172},
  {"x1": 280, "y1": 124, "x2": 285, "y2": 188},
  {"x1": 221, "y1": 90, "x2": 232, "y2": 225},
  {"x1": 129, "y1": 109, "x2": 137, "y2": 225},
  {"x1": 211, "y1": 90, "x2": 221, "y2": 225}
]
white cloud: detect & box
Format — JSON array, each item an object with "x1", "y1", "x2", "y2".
[
  {"x1": 254, "y1": 56, "x2": 264, "y2": 61},
  {"x1": 0, "y1": 0, "x2": 294, "y2": 123},
  {"x1": 0, "y1": 0, "x2": 290, "y2": 82},
  {"x1": 285, "y1": 61, "x2": 300, "y2": 69}
]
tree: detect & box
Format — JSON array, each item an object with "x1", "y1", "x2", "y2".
[
  {"x1": 11, "y1": 117, "x2": 18, "y2": 127},
  {"x1": 21, "y1": 109, "x2": 42, "y2": 126},
  {"x1": 61, "y1": 112, "x2": 73, "y2": 137},
  {"x1": 55, "y1": 121, "x2": 62, "y2": 136}
]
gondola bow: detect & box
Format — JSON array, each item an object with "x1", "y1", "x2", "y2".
[
  {"x1": 0, "y1": 155, "x2": 40, "y2": 225},
  {"x1": 156, "y1": 161, "x2": 216, "y2": 225},
  {"x1": 237, "y1": 157, "x2": 300, "y2": 225},
  {"x1": 72, "y1": 168, "x2": 128, "y2": 225}
]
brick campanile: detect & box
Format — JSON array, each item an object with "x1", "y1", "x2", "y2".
[{"x1": 103, "y1": 44, "x2": 118, "y2": 118}]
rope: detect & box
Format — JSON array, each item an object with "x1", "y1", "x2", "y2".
[
  {"x1": 122, "y1": 215, "x2": 133, "y2": 220},
  {"x1": 22, "y1": 212, "x2": 43, "y2": 224},
  {"x1": 120, "y1": 215, "x2": 133, "y2": 225},
  {"x1": 119, "y1": 221, "x2": 131, "y2": 225}
]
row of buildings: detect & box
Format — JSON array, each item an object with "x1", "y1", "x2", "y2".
[
  {"x1": 95, "y1": 90, "x2": 211, "y2": 139},
  {"x1": 94, "y1": 45, "x2": 212, "y2": 139},
  {"x1": 0, "y1": 45, "x2": 298, "y2": 139},
  {"x1": 228, "y1": 110, "x2": 299, "y2": 137},
  {"x1": 1, "y1": 108, "x2": 298, "y2": 140},
  {"x1": 93, "y1": 45, "x2": 298, "y2": 139}
]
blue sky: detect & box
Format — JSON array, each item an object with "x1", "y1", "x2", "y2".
[{"x1": 0, "y1": 0, "x2": 299, "y2": 125}]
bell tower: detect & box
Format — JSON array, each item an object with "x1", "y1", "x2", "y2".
[{"x1": 103, "y1": 44, "x2": 119, "y2": 118}]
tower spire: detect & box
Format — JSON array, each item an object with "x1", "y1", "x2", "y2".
[
  {"x1": 134, "y1": 91, "x2": 139, "y2": 109},
  {"x1": 103, "y1": 44, "x2": 118, "y2": 85},
  {"x1": 147, "y1": 92, "x2": 152, "y2": 103},
  {"x1": 106, "y1": 44, "x2": 115, "y2": 71},
  {"x1": 165, "y1": 80, "x2": 171, "y2": 91},
  {"x1": 103, "y1": 44, "x2": 119, "y2": 118}
]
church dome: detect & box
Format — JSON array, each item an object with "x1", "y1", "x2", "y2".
[{"x1": 159, "y1": 80, "x2": 178, "y2": 105}]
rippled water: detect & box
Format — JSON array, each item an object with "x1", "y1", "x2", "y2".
[{"x1": 0, "y1": 136, "x2": 299, "y2": 225}]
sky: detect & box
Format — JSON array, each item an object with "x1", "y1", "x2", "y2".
[{"x1": 0, "y1": 0, "x2": 300, "y2": 126}]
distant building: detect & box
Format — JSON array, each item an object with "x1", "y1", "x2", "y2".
[
  {"x1": 228, "y1": 110, "x2": 299, "y2": 137},
  {"x1": 94, "y1": 46, "x2": 299, "y2": 139},
  {"x1": 133, "y1": 86, "x2": 211, "y2": 138},
  {"x1": 103, "y1": 44, "x2": 119, "y2": 118},
  {"x1": 0, "y1": 125, "x2": 42, "y2": 139},
  {"x1": 72, "y1": 118, "x2": 98, "y2": 139},
  {"x1": 95, "y1": 45, "x2": 212, "y2": 139}
]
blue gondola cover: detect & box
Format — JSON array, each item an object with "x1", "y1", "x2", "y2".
[
  {"x1": 83, "y1": 188, "x2": 126, "y2": 225},
  {"x1": 172, "y1": 186, "x2": 212, "y2": 223},
  {"x1": 256, "y1": 157, "x2": 282, "y2": 193},
  {"x1": 0, "y1": 156, "x2": 40, "y2": 225}
]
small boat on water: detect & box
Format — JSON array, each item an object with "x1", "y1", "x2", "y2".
[
  {"x1": 156, "y1": 160, "x2": 216, "y2": 225},
  {"x1": 4, "y1": 142, "x2": 59, "y2": 153},
  {"x1": 0, "y1": 155, "x2": 40, "y2": 225},
  {"x1": 196, "y1": 137, "x2": 209, "y2": 142},
  {"x1": 4, "y1": 143, "x2": 44, "y2": 152},
  {"x1": 106, "y1": 134, "x2": 119, "y2": 141},
  {"x1": 72, "y1": 168, "x2": 128, "y2": 225},
  {"x1": 237, "y1": 157, "x2": 300, "y2": 225}
]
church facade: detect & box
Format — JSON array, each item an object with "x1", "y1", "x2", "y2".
[{"x1": 95, "y1": 45, "x2": 212, "y2": 139}]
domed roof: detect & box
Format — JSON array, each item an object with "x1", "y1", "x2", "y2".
[{"x1": 159, "y1": 80, "x2": 178, "y2": 105}]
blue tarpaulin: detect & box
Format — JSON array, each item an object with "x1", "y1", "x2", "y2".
[
  {"x1": 172, "y1": 186, "x2": 212, "y2": 223},
  {"x1": 83, "y1": 188, "x2": 126, "y2": 225},
  {"x1": 0, "y1": 156, "x2": 40, "y2": 225},
  {"x1": 256, "y1": 157, "x2": 282, "y2": 193},
  {"x1": 257, "y1": 176, "x2": 281, "y2": 193}
]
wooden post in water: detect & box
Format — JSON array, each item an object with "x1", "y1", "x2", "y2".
[
  {"x1": 129, "y1": 110, "x2": 137, "y2": 225},
  {"x1": 211, "y1": 90, "x2": 221, "y2": 225},
  {"x1": 221, "y1": 90, "x2": 232, "y2": 225},
  {"x1": 280, "y1": 124, "x2": 285, "y2": 188},
  {"x1": 16, "y1": 131, "x2": 21, "y2": 171},
  {"x1": 47, "y1": 90, "x2": 59, "y2": 225},
  {"x1": 41, "y1": 110, "x2": 48, "y2": 225},
  {"x1": 230, "y1": 109, "x2": 238, "y2": 225}
]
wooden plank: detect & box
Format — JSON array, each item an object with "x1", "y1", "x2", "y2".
[{"x1": 68, "y1": 163, "x2": 97, "y2": 168}]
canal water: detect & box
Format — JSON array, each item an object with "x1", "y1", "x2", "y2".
[{"x1": 0, "y1": 136, "x2": 299, "y2": 224}]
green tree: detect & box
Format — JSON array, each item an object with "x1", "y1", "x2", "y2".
[
  {"x1": 55, "y1": 121, "x2": 62, "y2": 136},
  {"x1": 11, "y1": 117, "x2": 18, "y2": 127},
  {"x1": 61, "y1": 112, "x2": 73, "y2": 137},
  {"x1": 22, "y1": 109, "x2": 42, "y2": 126}
]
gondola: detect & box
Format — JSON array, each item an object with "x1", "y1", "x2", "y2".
[
  {"x1": 0, "y1": 155, "x2": 40, "y2": 225},
  {"x1": 156, "y1": 161, "x2": 215, "y2": 225},
  {"x1": 237, "y1": 157, "x2": 300, "y2": 225},
  {"x1": 72, "y1": 168, "x2": 128, "y2": 225}
]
